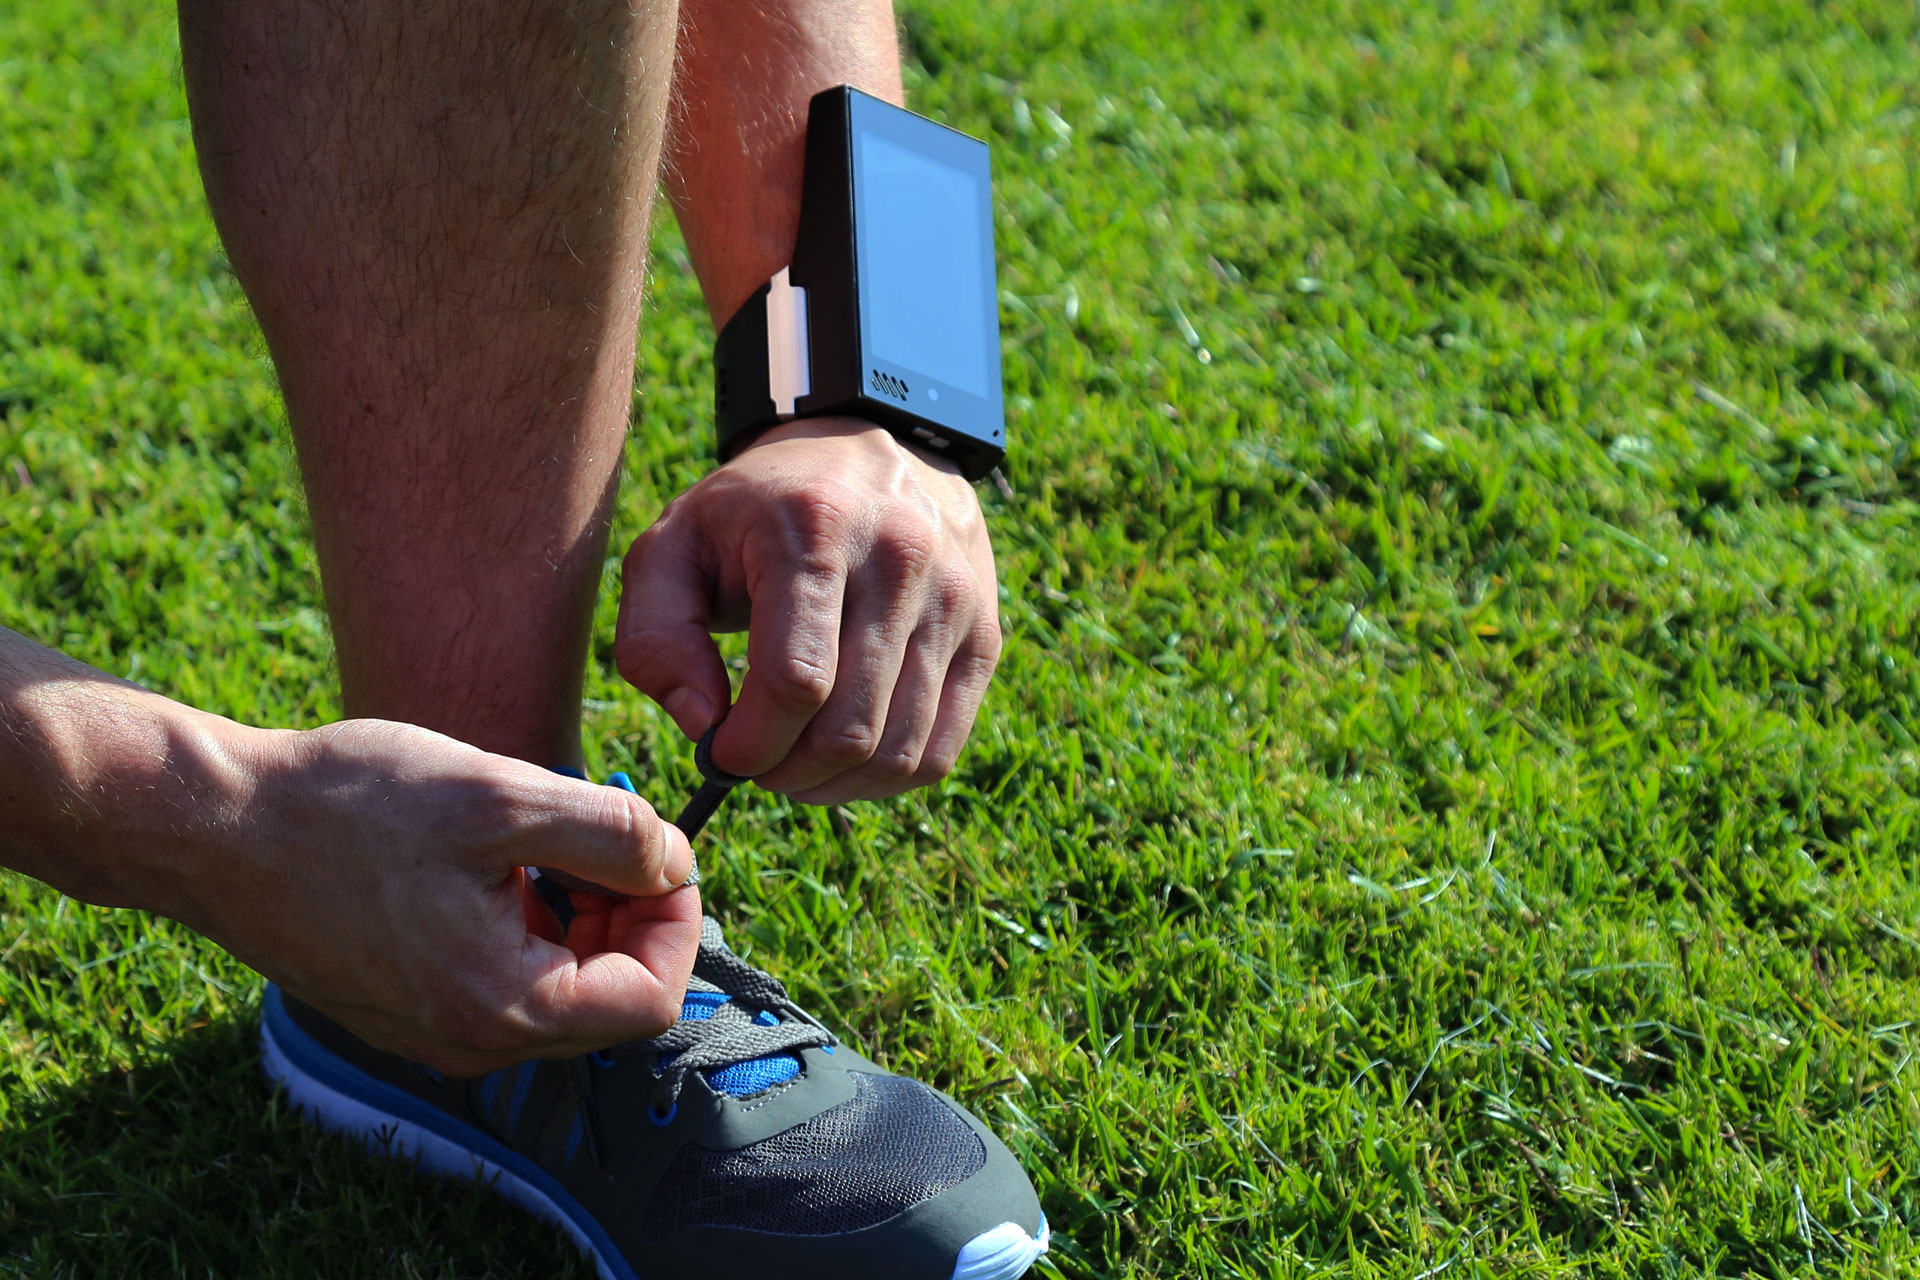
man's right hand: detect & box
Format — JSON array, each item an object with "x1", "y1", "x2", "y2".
[
  {"x1": 199, "y1": 720, "x2": 701, "y2": 1076},
  {"x1": 2, "y1": 633, "x2": 699, "y2": 1076}
]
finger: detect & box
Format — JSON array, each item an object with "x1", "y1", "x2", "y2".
[
  {"x1": 547, "y1": 882, "x2": 702, "y2": 967},
  {"x1": 616, "y1": 511, "x2": 733, "y2": 740},
  {"x1": 790, "y1": 621, "x2": 949, "y2": 804},
  {"x1": 599, "y1": 885, "x2": 701, "y2": 963},
  {"x1": 325, "y1": 1009, "x2": 518, "y2": 1080},
  {"x1": 556, "y1": 890, "x2": 615, "y2": 956},
  {"x1": 711, "y1": 541, "x2": 849, "y2": 777},
  {"x1": 327, "y1": 879, "x2": 695, "y2": 1078},
  {"x1": 753, "y1": 582, "x2": 917, "y2": 796},
  {"x1": 509, "y1": 886, "x2": 702, "y2": 1049},
  {"x1": 522, "y1": 874, "x2": 567, "y2": 945},
  {"x1": 495, "y1": 769, "x2": 694, "y2": 896},
  {"x1": 911, "y1": 615, "x2": 1001, "y2": 787}
]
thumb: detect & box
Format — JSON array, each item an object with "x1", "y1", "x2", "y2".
[{"x1": 616, "y1": 511, "x2": 733, "y2": 740}]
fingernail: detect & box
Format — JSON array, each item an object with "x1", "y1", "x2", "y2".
[
  {"x1": 663, "y1": 826, "x2": 695, "y2": 888},
  {"x1": 663, "y1": 688, "x2": 717, "y2": 738}
]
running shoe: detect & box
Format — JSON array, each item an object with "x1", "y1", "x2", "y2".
[{"x1": 261, "y1": 916, "x2": 1049, "y2": 1280}]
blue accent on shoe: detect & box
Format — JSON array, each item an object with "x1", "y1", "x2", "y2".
[
  {"x1": 681, "y1": 991, "x2": 727, "y2": 1020},
  {"x1": 550, "y1": 766, "x2": 590, "y2": 780},
  {"x1": 648, "y1": 1101, "x2": 677, "y2": 1127},
  {"x1": 607, "y1": 772, "x2": 638, "y2": 794},
  {"x1": 706, "y1": 1055, "x2": 803, "y2": 1096},
  {"x1": 591, "y1": 1050, "x2": 618, "y2": 1070},
  {"x1": 660, "y1": 989, "x2": 802, "y2": 1097},
  {"x1": 261, "y1": 987, "x2": 641, "y2": 1280},
  {"x1": 507, "y1": 1063, "x2": 537, "y2": 1132}
]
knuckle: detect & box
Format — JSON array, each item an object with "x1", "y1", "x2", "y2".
[
  {"x1": 588, "y1": 786, "x2": 650, "y2": 840},
  {"x1": 457, "y1": 772, "x2": 541, "y2": 841},
  {"x1": 620, "y1": 518, "x2": 677, "y2": 587},
  {"x1": 615, "y1": 801, "x2": 669, "y2": 875},
  {"x1": 930, "y1": 568, "x2": 977, "y2": 617},
  {"x1": 612, "y1": 630, "x2": 663, "y2": 689},
  {"x1": 635, "y1": 988, "x2": 681, "y2": 1038},
  {"x1": 813, "y1": 719, "x2": 881, "y2": 767},
  {"x1": 782, "y1": 487, "x2": 856, "y2": 556},
  {"x1": 870, "y1": 743, "x2": 923, "y2": 781},
  {"x1": 966, "y1": 622, "x2": 1005, "y2": 674},
  {"x1": 762, "y1": 654, "x2": 835, "y2": 709},
  {"x1": 432, "y1": 1002, "x2": 523, "y2": 1058},
  {"x1": 915, "y1": 743, "x2": 961, "y2": 783},
  {"x1": 872, "y1": 520, "x2": 938, "y2": 579},
  {"x1": 413, "y1": 1044, "x2": 491, "y2": 1078},
  {"x1": 621, "y1": 522, "x2": 659, "y2": 570}
]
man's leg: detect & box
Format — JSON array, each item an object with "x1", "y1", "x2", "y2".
[{"x1": 178, "y1": 0, "x2": 678, "y2": 767}]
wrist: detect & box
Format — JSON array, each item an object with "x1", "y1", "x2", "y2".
[
  {"x1": 2, "y1": 673, "x2": 280, "y2": 926},
  {"x1": 152, "y1": 714, "x2": 296, "y2": 934},
  {"x1": 736, "y1": 416, "x2": 964, "y2": 480}
]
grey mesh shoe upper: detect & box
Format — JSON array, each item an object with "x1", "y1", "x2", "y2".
[
  {"x1": 645, "y1": 1068, "x2": 987, "y2": 1239},
  {"x1": 271, "y1": 913, "x2": 1045, "y2": 1280}
]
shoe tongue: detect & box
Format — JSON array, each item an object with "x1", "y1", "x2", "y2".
[
  {"x1": 678, "y1": 988, "x2": 728, "y2": 1020},
  {"x1": 669, "y1": 966, "x2": 803, "y2": 1097}
]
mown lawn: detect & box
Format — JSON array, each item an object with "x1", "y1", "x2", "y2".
[{"x1": 6, "y1": 0, "x2": 1920, "y2": 1275}]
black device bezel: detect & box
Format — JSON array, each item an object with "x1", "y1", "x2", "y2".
[{"x1": 714, "y1": 86, "x2": 1005, "y2": 481}]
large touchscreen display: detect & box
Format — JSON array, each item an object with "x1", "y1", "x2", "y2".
[{"x1": 854, "y1": 126, "x2": 996, "y2": 401}]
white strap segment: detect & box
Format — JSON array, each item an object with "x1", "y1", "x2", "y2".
[{"x1": 765, "y1": 267, "x2": 811, "y2": 417}]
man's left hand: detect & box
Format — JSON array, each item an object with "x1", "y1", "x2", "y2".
[{"x1": 616, "y1": 417, "x2": 1000, "y2": 804}]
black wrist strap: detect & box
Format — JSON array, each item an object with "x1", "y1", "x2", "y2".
[
  {"x1": 713, "y1": 281, "x2": 776, "y2": 464},
  {"x1": 713, "y1": 261, "x2": 1004, "y2": 480}
]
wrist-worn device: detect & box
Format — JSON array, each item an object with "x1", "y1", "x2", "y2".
[{"x1": 714, "y1": 86, "x2": 1005, "y2": 480}]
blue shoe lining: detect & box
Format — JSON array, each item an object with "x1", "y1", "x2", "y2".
[{"x1": 662, "y1": 988, "x2": 804, "y2": 1097}]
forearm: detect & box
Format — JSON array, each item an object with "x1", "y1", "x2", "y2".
[
  {"x1": 666, "y1": 0, "x2": 903, "y2": 327},
  {"x1": 0, "y1": 626, "x2": 265, "y2": 923}
]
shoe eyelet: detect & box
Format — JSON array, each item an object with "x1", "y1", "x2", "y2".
[
  {"x1": 591, "y1": 1051, "x2": 617, "y2": 1070},
  {"x1": 648, "y1": 1102, "x2": 677, "y2": 1127},
  {"x1": 821, "y1": 1045, "x2": 835, "y2": 1055}
]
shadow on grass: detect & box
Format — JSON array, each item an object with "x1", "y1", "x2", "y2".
[{"x1": 0, "y1": 1010, "x2": 589, "y2": 1279}]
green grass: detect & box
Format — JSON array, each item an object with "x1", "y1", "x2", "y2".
[{"x1": 6, "y1": 0, "x2": 1920, "y2": 1274}]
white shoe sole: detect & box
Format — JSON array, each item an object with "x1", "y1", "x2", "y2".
[{"x1": 261, "y1": 990, "x2": 1048, "y2": 1280}]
